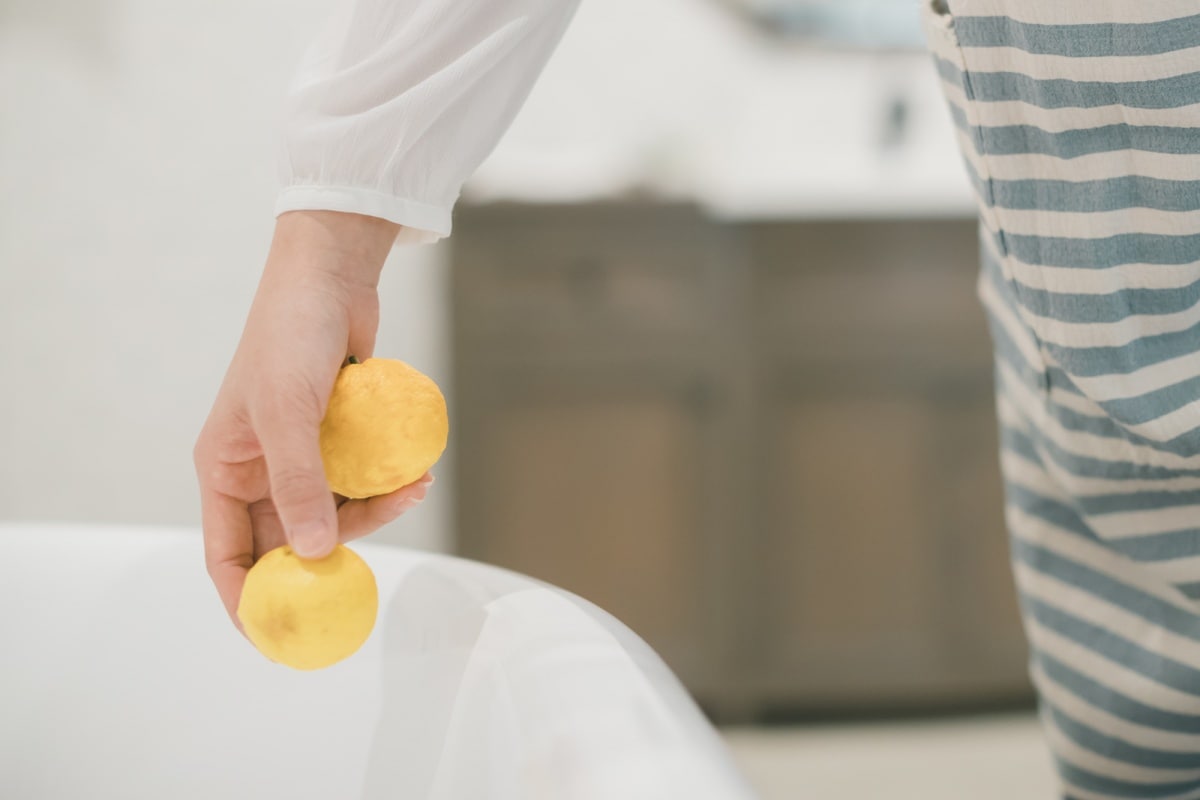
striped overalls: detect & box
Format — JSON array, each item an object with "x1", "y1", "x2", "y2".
[{"x1": 926, "y1": 3, "x2": 1200, "y2": 797}]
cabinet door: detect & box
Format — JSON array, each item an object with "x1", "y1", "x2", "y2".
[
  {"x1": 753, "y1": 382, "x2": 953, "y2": 703},
  {"x1": 935, "y1": 392, "x2": 1031, "y2": 693},
  {"x1": 750, "y1": 377, "x2": 1029, "y2": 708},
  {"x1": 454, "y1": 368, "x2": 726, "y2": 690},
  {"x1": 745, "y1": 220, "x2": 1031, "y2": 710}
]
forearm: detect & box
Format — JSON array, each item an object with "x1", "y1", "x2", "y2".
[{"x1": 267, "y1": 210, "x2": 400, "y2": 290}]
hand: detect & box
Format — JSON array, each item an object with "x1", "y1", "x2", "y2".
[{"x1": 194, "y1": 210, "x2": 431, "y2": 625}]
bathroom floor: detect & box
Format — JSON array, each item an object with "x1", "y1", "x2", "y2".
[{"x1": 722, "y1": 712, "x2": 1057, "y2": 799}]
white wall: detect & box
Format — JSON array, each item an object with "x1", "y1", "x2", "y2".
[{"x1": 0, "y1": 0, "x2": 450, "y2": 551}]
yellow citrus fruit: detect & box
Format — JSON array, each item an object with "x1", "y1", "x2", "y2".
[
  {"x1": 236, "y1": 545, "x2": 378, "y2": 671},
  {"x1": 319, "y1": 357, "x2": 448, "y2": 499}
]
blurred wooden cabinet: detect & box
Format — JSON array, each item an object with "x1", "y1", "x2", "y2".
[{"x1": 451, "y1": 202, "x2": 1032, "y2": 721}]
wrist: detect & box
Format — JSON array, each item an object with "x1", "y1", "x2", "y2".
[{"x1": 268, "y1": 210, "x2": 400, "y2": 289}]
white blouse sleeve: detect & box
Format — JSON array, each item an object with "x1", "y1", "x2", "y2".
[{"x1": 276, "y1": 0, "x2": 580, "y2": 245}]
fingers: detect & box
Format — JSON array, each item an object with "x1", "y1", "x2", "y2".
[
  {"x1": 199, "y1": 483, "x2": 254, "y2": 628},
  {"x1": 195, "y1": 425, "x2": 262, "y2": 627},
  {"x1": 337, "y1": 473, "x2": 434, "y2": 543},
  {"x1": 253, "y1": 385, "x2": 340, "y2": 559},
  {"x1": 248, "y1": 500, "x2": 290, "y2": 559},
  {"x1": 242, "y1": 270, "x2": 352, "y2": 560}
]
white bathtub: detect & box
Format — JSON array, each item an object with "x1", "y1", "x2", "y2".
[{"x1": 0, "y1": 523, "x2": 756, "y2": 800}]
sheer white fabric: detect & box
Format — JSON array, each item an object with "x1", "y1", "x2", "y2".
[
  {"x1": 276, "y1": 0, "x2": 580, "y2": 244},
  {"x1": 0, "y1": 524, "x2": 757, "y2": 799}
]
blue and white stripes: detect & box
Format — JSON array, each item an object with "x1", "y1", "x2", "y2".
[{"x1": 928, "y1": 1, "x2": 1200, "y2": 797}]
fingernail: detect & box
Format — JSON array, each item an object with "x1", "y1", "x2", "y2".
[
  {"x1": 419, "y1": 474, "x2": 436, "y2": 488},
  {"x1": 290, "y1": 521, "x2": 332, "y2": 558}
]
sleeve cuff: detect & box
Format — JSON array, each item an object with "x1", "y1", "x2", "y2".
[{"x1": 274, "y1": 185, "x2": 453, "y2": 245}]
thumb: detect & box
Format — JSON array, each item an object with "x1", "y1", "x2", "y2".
[{"x1": 254, "y1": 382, "x2": 338, "y2": 559}]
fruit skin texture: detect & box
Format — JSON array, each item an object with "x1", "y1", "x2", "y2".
[
  {"x1": 319, "y1": 358, "x2": 448, "y2": 499},
  {"x1": 237, "y1": 545, "x2": 378, "y2": 671}
]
